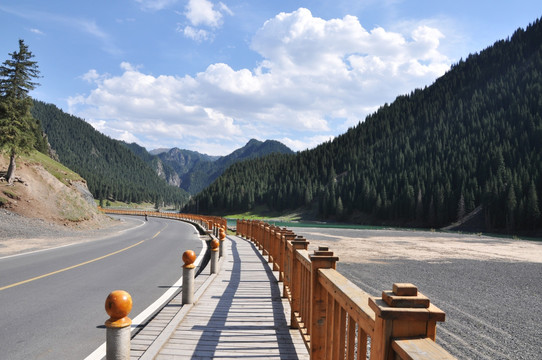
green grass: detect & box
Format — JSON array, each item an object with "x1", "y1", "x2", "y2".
[
  {"x1": 2, "y1": 189, "x2": 19, "y2": 200},
  {"x1": 21, "y1": 151, "x2": 84, "y2": 185},
  {"x1": 96, "y1": 199, "x2": 157, "y2": 210},
  {"x1": 0, "y1": 196, "x2": 8, "y2": 206},
  {"x1": 224, "y1": 205, "x2": 304, "y2": 222}
]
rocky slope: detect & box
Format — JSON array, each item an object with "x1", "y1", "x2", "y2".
[{"x1": 0, "y1": 152, "x2": 113, "y2": 229}]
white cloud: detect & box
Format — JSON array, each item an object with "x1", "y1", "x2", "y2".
[
  {"x1": 280, "y1": 135, "x2": 336, "y2": 153},
  {"x1": 181, "y1": 0, "x2": 232, "y2": 41},
  {"x1": 70, "y1": 8, "x2": 452, "y2": 154},
  {"x1": 218, "y1": 2, "x2": 233, "y2": 16},
  {"x1": 29, "y1": 28, "x2": 44, "y2": 35},
  {"x1": 134, "y1": 0, "x2": 178, "y2": 11},
  {"x1": 181, "y1": 25, "x2": 212, "y2": 42},
  {"x1": 118, "y1": 130, "x2": 141, "y2": 144},
  {"x1": 81, "y1": 69, "x2": 110, "y2": 83},
  {"x1": 185, "y1": 0, "x2": 223, "y2": 28},
  {"x1": 0, "y1": 5, "x2": 121, "y2": 56}
]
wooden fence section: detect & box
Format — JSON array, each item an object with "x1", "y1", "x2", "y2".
[
  {"x1": 98, "y1": 207, "x2": 227, "y2": 231},
  {"x1": 237, "y1": 219, "x2": 457, "y2": 360}
]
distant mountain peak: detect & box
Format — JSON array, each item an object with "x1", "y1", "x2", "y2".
[{"x1": 149, "y1": 148, "x2": 171, "y2": 155}]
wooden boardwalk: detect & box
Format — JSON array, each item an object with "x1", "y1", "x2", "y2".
[{"x1": 133, "y1": 235, "x2": 309, "y2": 359}]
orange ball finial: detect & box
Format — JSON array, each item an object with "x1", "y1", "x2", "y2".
[
  {"x1": 211, "y1": 238, "x2": 220, "y2": 251},
  {"x1": 182, "y1": 250, "x2": 197, "y2": 268},
  {"x1": 219, "y1": 228, "x2": 226, "y2": 240},
  {"x1": 105, "y1": 290, "x2": 132, "y2": 328}
]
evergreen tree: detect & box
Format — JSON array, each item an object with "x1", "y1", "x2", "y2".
[
  {"x1": 506, "y1": 185, "x2": 517, "y2": 231},
  {"x1": 457, "y1": 193, "x2": 466, "y2": 221},
  {"x1": 526, "y1": 181, "x2": 541, "y2": 229},
  {"x1": 0, "y1": 39, "x2": 40, "y2": 184}
]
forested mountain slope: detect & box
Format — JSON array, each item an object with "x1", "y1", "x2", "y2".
[
  {"x1": 174, "y1": 139, "x2": 294, "y2": 194},
  {"x1": 127, "y1": 139, "x2": 293, "y2": 195},
  {"x1": 192, "y1": 18, "x2": 542, "y2": 232},
  {"x1": 31, "y1": 101, "x2": 189, "y2": 206},
  {"x1": 121, "y1": 141, "x2": 182, "y2": 187}
]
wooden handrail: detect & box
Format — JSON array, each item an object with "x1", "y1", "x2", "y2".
[
  {"x1": 296, "y1": 249, "x2": 312, "y2": 271},
  {"x1": 392, "y1": 338, "x2": 457, "y2": 360},
  {"x1": 237, "y1": 219, "x2": 456, "y2": 360},
  {"x1": 98, "y1": 207, "x2": 228, "y2": 230}
]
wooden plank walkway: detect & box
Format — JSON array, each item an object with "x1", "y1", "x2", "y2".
[{"x1": 135, "y1": 235, "x2": 309, "y2": 359}]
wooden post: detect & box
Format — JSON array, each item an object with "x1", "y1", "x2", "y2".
[
  {"x1": 281, "y1": 232, "x2": 295, "y2": 290},
  {"x1": 289, "y1": 236, "x2": 309, "y2": 328},
  {"x1": 272, "y1": 227, "x2": 281, "y2": 271},
  {"x1": 268, "y1": 226, "x2": 275, "y2": 264},
  {"x1": 369, "y1": 283, "x2": 446, "y2": 360},
  {"x1": 279, "y1": 230, "x2": 294, "y2": 283},
  {"x1": 309, "y1": 246, "x2": 338, "y2": 359},
  {"x1": 262, "y1": 223, "x2": 269, "y2": 255},
  {"x1": 247, "y1": 220, "x2": 252, "y2": 244}
]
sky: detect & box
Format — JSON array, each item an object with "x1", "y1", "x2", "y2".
[{"x1": 1, "y1": 1, "x2": 541, "y2": 156}]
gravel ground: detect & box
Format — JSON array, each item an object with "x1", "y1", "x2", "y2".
[
  {"x1": 338, "y1": 259, "x2": 541, "y2": 359},
  {"x1": 0, "y1": 209, "x2": 76, "y2": 238},
  {"x1": 0, "y1": 209, "x2": 133, "y2": 256},
  {"x1": 294, "y1": 227, "x2": 542, "y2": 360}
]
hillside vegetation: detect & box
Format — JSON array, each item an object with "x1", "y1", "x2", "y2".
[
  {"x1": 191, "y1": 18, "x2": 542, "y2": 233},
  {"x1": 31, "y1": 101, "x2": 189, "y2": 207}
]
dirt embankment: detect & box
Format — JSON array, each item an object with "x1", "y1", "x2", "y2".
[{"x1": 0, "y1": 154, "x2": 121, "y2": 256}]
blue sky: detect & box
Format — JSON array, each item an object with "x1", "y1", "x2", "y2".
[{"x1": 1, "y1": 1, "x2": 540, "y2": 155}]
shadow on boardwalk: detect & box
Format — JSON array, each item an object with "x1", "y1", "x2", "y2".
[{"x1": 154, "y1": 236, "x2": 308, "y2": 359}]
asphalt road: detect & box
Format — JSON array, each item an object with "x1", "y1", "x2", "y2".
[
  {"x1": 295, "y1": 227, "x2": 542, "y2": 360},
  {"x1": 0, "y1": 215, "x2": 205, "y2": 360}
]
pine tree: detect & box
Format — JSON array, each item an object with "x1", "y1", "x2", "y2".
[
  {"x1": 526, "y1": 181, "x2": 541, "y2": 229},
  {"x1": 336, "y1": 196, "x2": 344, "y2": 219},
  {"x1": 0, "y1": 39, "x2": 40, "y2": 184},
  {"x1": 457, "y1": 193, "x2": 466, "y2": 221},
  {"x1": 506, "y1": 185, "x2": 517, "y2": 231}
]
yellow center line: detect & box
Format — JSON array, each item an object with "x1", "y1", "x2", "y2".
[
  {"x1": 152, "y1": 222, "x2": 168, "y2": 239},
  {"x1": 0, "y1": 239, "x2": 148, "y2": 292}
]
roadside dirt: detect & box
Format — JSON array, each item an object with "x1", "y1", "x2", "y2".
[
  {"x1": 0, "y1": 155, "x2": 123, "y2": 256},
  {"x1": 297, "y1": 228, "x2": 542, "y2": 263}
]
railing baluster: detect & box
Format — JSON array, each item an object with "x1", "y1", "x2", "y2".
[{"x1": 347, "y1": 315, "x2": 356, "y2": 360}]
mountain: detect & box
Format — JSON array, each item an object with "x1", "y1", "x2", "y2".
[
  {"x1": 182, "y1": 139, "x2": 294, "y2": 195},
  {"x1": 31, "y1": 101, "x2": 189, "y2": 207},
  {"x1": 121, "y1": 142, "x2": 181, "y2": 187},
  {"x1": 149, "y1": 148, "x2": 170, "y2": 155},
  {"x1": 191, "y1": 18, "x2": 542, "y2": 233},
  {"x1": 126, "y1": 139, "x2": 293, "y2": 195}
]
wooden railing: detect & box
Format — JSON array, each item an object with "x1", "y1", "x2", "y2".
[
  {"x1": 237, "y1": 219, "x2": 456, "y2": 360},
  {"x1": 98, "y1": 207, "x2": 227, "y2": 231}
]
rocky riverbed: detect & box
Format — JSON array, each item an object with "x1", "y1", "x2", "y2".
[{"x1": 295, "y1": 227, "x2": 542, "y2": 360}]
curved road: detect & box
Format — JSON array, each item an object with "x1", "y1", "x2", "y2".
[{"x1": 0, "y1": 215, "x2": 205, "y2": 360}]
